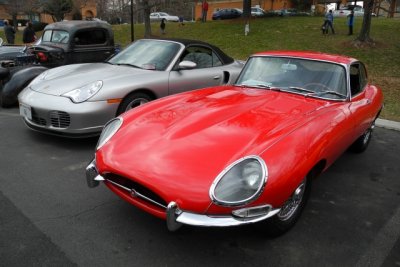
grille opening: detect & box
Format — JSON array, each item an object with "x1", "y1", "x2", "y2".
[
  {"x1": 105, "y1": 173, "x2": 167, "y2": 208},
  {"x1": 49, "y1": 111, "x2": 70, "y2": 128},
  {"x1": 31, "y1": 109, "x2": 46, "y2": 126}
]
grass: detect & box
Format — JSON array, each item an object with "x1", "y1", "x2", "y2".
[{"x1": 3, "y1": 16, "x2": 400, "y2": 121}]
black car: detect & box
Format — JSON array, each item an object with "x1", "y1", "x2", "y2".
[
  {"x1": 212, "y1": 8, "x2": 242, "y2": 20},
  {"x1": 0, "y1": 20, "x2": 117, "y2": 107}
]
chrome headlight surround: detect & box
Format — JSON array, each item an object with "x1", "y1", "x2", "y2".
[
  {"x1": 62, "y1": 80, "x2": 103, "y2": 103},
  {"x1": 209, "y1": 156, "x2": 268, "y2": 207},
  {"x1": 96, "y1": 117, "x2": 123, "y2": 150}
]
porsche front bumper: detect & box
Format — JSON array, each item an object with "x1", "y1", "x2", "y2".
[{"x1": 86, "y1": 160, "x2": 280, "y2": 231}]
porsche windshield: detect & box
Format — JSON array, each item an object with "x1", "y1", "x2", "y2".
[
  {"x1": 108, "y1": 40, "x2": 181, "y2": 71},
  {"x1": 236, "y1": 56, "x2": 347, "y2": 100}
]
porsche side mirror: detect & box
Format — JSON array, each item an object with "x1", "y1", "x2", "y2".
[{"x1": 178, "y1": 60, "x2": 197, "y2": 70}]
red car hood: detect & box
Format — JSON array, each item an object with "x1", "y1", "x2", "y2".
[{"x1": 97, "y1": 86, "x2": 329, "y2": 212}]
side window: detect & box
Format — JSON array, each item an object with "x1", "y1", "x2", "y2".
[
  {"x1": 350, "y1": 63, "x2": 367, "y2": 96},
  {"x1": 182, "y1": 46, "x2": 214, "y2": 69},
  {"x1": 74, "y1": 29, "x2": 107, "y2": 46},
  {"x1": 359, "y1": 63, "x2": 368, "y2": 89}
]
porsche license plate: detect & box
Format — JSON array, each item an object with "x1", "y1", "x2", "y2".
[{"x1": 20, "y1": 104, "x2": 32, "y2": 120}]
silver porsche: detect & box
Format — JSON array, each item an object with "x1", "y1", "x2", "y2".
[{"x1": 18, "y1": 38, "x2": 244, "y2": 137}]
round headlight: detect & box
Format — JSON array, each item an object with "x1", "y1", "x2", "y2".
[
  {"x1": 96, "y1": 118, "x2": 123, "y2": 150},
  {"x1": 210, "y1": 156, "x2": 267, "y2": 206},
  {"x1": 62, "y1": 80, "x2": 103, "y2": 103}
]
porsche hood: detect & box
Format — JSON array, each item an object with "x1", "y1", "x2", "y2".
[
  {"x1": 97, "y1": 86, "x2": 331, "y2": 212},
  {"x1": 29, "y1": 63, "x2": 152, "y2": 96}
]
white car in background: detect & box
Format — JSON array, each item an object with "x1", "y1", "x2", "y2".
[
  {"x1": 333, "y1": 5, "x2": 364, "y2": 17},
  {"x1": 251, "y1": 7, "x2": 266, "y2": 17},
  {"x1": 150, "y1": 12, "x2": 180, "y2": 22}
]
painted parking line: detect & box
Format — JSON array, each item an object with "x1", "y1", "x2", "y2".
[{"x1": 355, "y1": 204, "x2": 400, "y2": 267}]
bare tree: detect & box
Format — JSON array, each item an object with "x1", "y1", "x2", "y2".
[
  {"x1": 355, "y1": 0, "x2": 374, "y2": 43},
  {"x1": 4, "y1": 0, "x2": 26, "y2": 30},
  {"x1": 41, "y1": 0, "x2": 74, "y2": 22},
  {"x1": 243, "y1": 0, "x2": 251, "y2": 18}
]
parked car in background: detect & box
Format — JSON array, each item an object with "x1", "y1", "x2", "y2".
[
  {"x1": 333, "y1": 5, "x2": 364, "y2": 17},
  {"x1": 212, "y1": 8, "x2": 242, "y2": 20},
  {"x1": 0, "y1": 20, "x2": 117, "y2": 107},
  {"x1": 251, "y1": 7, "x2": 266, "y2": 17},
  {"x1": 18, "y1": 38, "x2": 244, "y2": 137},
  {"x1": 150, "y1": 12, "x2": 180, "y2": 22},
  {"x1": 86, "y1": 51, "x2": 383, "y2": 235}
]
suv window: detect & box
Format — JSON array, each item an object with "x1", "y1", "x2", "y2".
[
  {"x1": 42, "y1": 30, "x2": 69, "y2": 44},
  {"x1": 74, "y1": 29, "x2": 107, "y2": 46}
]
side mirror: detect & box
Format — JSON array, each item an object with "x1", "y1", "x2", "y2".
[{"x1": 178, "y1": 60, "x2": 197, "y2": 70}]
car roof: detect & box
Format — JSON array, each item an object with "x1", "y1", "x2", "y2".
[
  {"x1": 253, "y1": 50, "x2": 357, "y2": 65},
  {"x1": 44, "y1": 20, "x2": 112, "y2": 32},
  {"x1": 147, "y1": 38, "x2": 234, "y2": 65}
]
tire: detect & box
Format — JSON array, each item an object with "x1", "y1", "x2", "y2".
[
  {"x1": 117, "y1": 92, "x2": 153, "y2": 115},
  {"x1": 258, "y1": 177, "x2": 311, "y2": 237},
  {"x1": 350, "y1": 121, "x2": 374, "y2": 153}
]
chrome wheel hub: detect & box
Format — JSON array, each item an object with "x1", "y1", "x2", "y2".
[
  {"x1": 126, "y1": 98, "x2": 149, "y2": 111},
  {"x1": 277, "y1": 181, "x2": 306, "y2": 221}
]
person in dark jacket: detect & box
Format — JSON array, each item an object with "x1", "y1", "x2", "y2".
[
  {"x1": 347, "y1": 10, "x2": 355, "y2": 35},
  {"x1": 23, "y1": 21, "x2": 36, "y2": 44},
  {"x1": 3, "y1": 20, "x2": 16, "y2": 44},
  {"x1": 160, "y1": 18, "x2": 166, "y2": 34}
]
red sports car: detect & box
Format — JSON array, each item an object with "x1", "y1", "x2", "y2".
[{"x1": 86, "y1": 51, "x2": 383, "y2": 235}]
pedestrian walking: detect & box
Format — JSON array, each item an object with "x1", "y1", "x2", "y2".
[
  {"x1": 3, "y1": 20, "x2": 16, "y2": 44},
  {"x1": 347, "y1": 10, "x2": 354, "y2": 35},
  {"x1": 23, "y1": 21, "x2": 36, "y2": 44},
  {"x1": 160, "y1": 18, "x2": 166, "y2": 34},
  {"x1": 322, "y1": 10, "x2": 335, "y2": 35},
  {"x1": 202, "y1": 0, "x2": 209, "y2": 22}
]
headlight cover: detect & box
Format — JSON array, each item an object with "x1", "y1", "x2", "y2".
[
  {"x1": 210, "y1": 156, "x2": 267, "y2": 206},
  {"x1": 62, "y1": 80, "x2": 103, "y2": 103},
  {"x1": 96, "y1": 118, "x2": 123, "y2": 150}
]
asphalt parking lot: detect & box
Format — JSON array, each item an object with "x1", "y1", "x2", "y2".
[{"x1": 1, "y1": 107, "x2": 399, "y2": 267}]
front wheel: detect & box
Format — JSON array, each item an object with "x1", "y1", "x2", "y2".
[
  {"x1": 258, "y1": 177, "x2": 311, "y2": 237},
  {"x1": 350, "y1": 121, "x2": 375, "y2": 153},
  {"x1": 117, "y1": 92, "x2": 153, "y2": 116}
]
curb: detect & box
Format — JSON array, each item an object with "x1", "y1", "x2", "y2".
[{"x1": 376, "y1": 119, "x2": 400, "y2": 131}]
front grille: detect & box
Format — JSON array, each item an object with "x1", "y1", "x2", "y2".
[
  {"x1": 49, "y1": 111, "x2": 70, "y2": 128},
  {"x1": 31, "y1": 108, "x2": 46, "y2": 126},
  {"x1": 105, "y1": 173, "x2": 167, "y2": 209}
]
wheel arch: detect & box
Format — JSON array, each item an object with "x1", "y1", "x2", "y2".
[{"x1": 116, "y1": 88, "x2": 157, "y2": 116}]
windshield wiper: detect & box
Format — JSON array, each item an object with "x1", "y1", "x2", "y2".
[
  {"x1": 310, "y1": 91, "x2": 347, "y2": 99},
  {"x1": 236, "y1": 83, "x2": 271, "y2": 89},
  {"x1": 116, "y1": 63, "x2": 142, "y2": 69},
  {"x1": 289, "y1": 86, "x2": 315, "y2": 94}
]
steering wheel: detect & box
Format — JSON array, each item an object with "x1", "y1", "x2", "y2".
[{"x1": 303, "y1": 83, "x2": 331, "y2": 92}]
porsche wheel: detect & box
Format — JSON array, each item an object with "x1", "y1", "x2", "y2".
[
  {"x1": 351, "y1": 121, "x2": 375, "y2": 153},
  {"x1": 259, "y1": 177, "x2": 311, "y2": 237},
  {"x1": 117, "y1": 92, "x2": 153, "y2": 115}
]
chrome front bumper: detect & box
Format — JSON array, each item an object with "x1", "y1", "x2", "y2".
[{"x1": 86, "y1": 160, "x2": 280, "y2": 231}]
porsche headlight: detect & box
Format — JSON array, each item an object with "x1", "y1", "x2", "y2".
[
  {"x1": 96, "y1": 118, "x2": 123, "y2": 150},
  {"x1": 210, "y1": 156, "x2": 267, "y2": 206},
  {"x1": 62, "y1": 81, "x2": 103, "y2": 103}
]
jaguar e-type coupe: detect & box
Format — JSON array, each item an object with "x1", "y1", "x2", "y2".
[
  {"x1": 86, "y1": 51, "x2": 383, "y2": 235},
  {"x1": 18, "y1": 38, "x2": 244, "y2": 137}
]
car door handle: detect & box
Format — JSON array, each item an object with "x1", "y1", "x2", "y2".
[{"x1": 213, "y1": 76, "x2": 221, "y2": 80}]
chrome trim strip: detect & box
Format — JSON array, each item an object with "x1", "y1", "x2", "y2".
[{"x1": 175, "y1": 208, "x2": 280, "y2": 227}]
